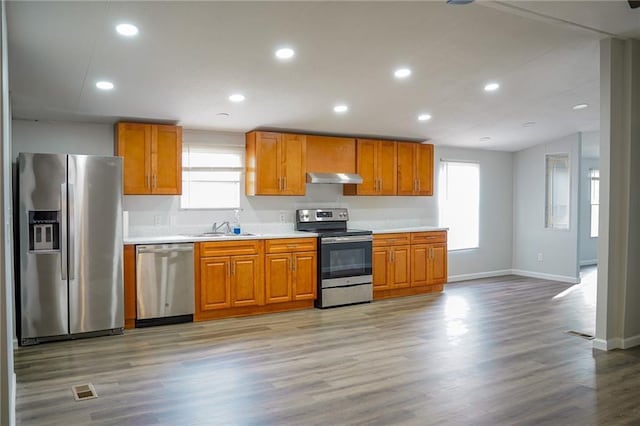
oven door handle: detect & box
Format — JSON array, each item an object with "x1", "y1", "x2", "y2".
[{"x1": 322, "y1": 236, "x2": 373, "y2": 244}]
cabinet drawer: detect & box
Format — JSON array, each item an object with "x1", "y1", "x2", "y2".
[
  {"x1": 410, "y1": 231, "x2": 447, "y2": 244},
  {"x1": 373, "y1": 233, "x2": 411, "y2": 247},
  {"x1": 265, "y1": 238, "x2": 317, "y2": 254},
  {"x1": 200, "y1": 240, "x2": 263, "y2": 257}
]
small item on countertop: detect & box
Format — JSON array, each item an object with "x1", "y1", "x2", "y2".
[{"x1": 232, "y1": 209, "x2": 241, "y2": 235}]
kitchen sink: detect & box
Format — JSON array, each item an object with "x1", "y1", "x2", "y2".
[{"x1": 179, "y1": 232, "x2": 256, "y2": 238}]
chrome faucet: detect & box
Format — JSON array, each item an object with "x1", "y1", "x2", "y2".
[{"x1": 212, "y1": 221, "x2": 231, "y2": 234}]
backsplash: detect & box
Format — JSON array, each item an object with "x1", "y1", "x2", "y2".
[{"x1": 124, "y1": 183, "x2": 439, "y2": 237}]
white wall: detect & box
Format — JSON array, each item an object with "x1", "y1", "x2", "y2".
[
  {"x1": 512, "y1": 133, "x2": 581, "y2": 283},
  {"x1": 11, "y1": 120, "x2": 515, "y2": 280}
]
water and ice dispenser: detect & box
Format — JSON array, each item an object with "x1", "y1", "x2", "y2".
[{"x1": 28, "y1": 211, "x2": 60, "y2": 251}]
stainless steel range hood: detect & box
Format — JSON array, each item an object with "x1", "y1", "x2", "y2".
[{"x1": 306, "y1": 172, "x2": 363, "y2": 184}]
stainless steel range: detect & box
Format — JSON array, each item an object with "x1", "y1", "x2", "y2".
[{"x1": 296, "y1": 208, "x2": 372, "y2": 308}]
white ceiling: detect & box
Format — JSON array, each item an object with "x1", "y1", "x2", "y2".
[{"x1": 6, "y1": 1, "x2": 639, "y2": 151}]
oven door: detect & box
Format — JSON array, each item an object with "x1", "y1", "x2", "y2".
[{"x1": 320, "y1": 236, "x2": 373, "y2": 281}]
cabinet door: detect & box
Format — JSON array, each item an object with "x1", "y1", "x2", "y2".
[
  {"x1": 355, "y1": 139, "x2": 379, "y2": 195},
  {"x1": 200, "y1": 257, "x2": 231, "y2": 310},
  {"x1": 255, "y1": 132, "x2": 281, "y2": 195},
  {"x1": 428, "y1": 243, "x2": 448, "y2": 285},
  {"x1": 372, "y1": 247, "x2": 391, "y2": 290},
  {"x1": 378, "y1": 141, "x2": 397, "y2": 195},
  {"x1": 153, "y1": 125, "x2": 182, "y2": 195},
  {"x1": 231, "y1": 255, "x2": 263, "y2": 307},
  {"x1": 280, "y1": 134, "x2": 306, "y2": 195},
  {"x1": 411, "y1": 244, "x2": 429, "y2": 287},
  {"x1": 117, "y1": 123, "x2": 151, "y2": 195},
  {"x1": 293, "y1": 252, "x2": 316, "y2": 300},
  {"x1": 416, "y1": 144, "x2": 433, "y2": 196},
  {"x1": 391, "y1": 246, "x2": 411, "y2": 288},
  {"x1": 396, "y1": 142, "x2": 415, "y2": 195},
  {"x1": 265, "y1": 254, "x2": 292, "y2": 304}
]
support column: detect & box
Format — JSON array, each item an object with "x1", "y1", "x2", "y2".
[{"x1": 595, "y1": 38, "x2": 640, "y2": 350}]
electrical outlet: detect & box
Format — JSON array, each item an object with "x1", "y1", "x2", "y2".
[
  {"x1": 153, "y1": 215, "x2": 161, "y2": 226},
  {"x1": 279, "y1": 211, "x2": 286, "y2": 223},
  {"x1": 537, "y1": 253, "x2": 543, "y2": 262}
]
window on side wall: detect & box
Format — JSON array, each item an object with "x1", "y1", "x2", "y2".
[
  {"x1": 590, "y1": 168, "x2": 599, "y2": 238},
  {"x1": 545, "y1": 154, "x2": 570, "y2": 230},
  {"x1": 180, "y1": 143, "x2": 243, "y2": 209},
  {"x1": 438, "y1": 160, "x2": 480, "y2": 251}
]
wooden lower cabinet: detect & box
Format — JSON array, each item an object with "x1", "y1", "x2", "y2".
[
  {"x1": 428, "y1": 243, "x2": 448, "y2": 285},
  {"x1": 265, "y1": 238, "x2": 317, "y2": 304},
  {"x1": 372, "y1": 246, "x2": 410, "y2": 290},
  {"x1": 200, "y1": 254, "x2": 262, "y2": 310},
  {"x1": 195, "y1": 238, "x2": 316, "y2": 321},
  {"x1": 292, "y1": 252, "x2": 316, "y2": 300},
  {"x1": 374, "y1": 231, "x2": 447, "y2": 299}
]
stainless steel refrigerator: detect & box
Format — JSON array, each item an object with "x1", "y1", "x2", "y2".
[{"x1": 17, "y1": 153, "x2": 124, "y2": 345}]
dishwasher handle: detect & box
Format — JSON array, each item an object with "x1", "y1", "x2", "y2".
[{"x1": 137, "y1": 245, "x2": 194, "y2": 254}]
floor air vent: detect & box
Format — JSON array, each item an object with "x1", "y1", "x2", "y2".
[
  {"x1": 71, "y1": 383, "x2": 98, "y2": 401},
  {"x1": 566, "y1": 330, "x2": 595, "y2": 340}
]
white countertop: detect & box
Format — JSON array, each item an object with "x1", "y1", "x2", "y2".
[
  {"x1": 124, "y1": 226, "x2": 446, "y2": 245},
  {"x1": 124, "y1": 231, "x2": 317, "y2": 245},
  {"x1": 372, "y1": 226, "x2": 448, "y2": 234}
]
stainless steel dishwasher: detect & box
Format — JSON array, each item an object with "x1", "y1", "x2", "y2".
[{"x1": 136, "y1": 243, "x2": 194, "y2": 327}]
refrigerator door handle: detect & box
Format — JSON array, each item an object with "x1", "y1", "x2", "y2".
[
  {"x1": 60, "y1": 183, "x2": 67, "y2": 280},
  {"x1": 68, "y1": 183, "x2": 75, "y2": 280}
]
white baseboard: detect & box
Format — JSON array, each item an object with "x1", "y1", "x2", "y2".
[
  {"x1": 448, "y1": 269, "x2": 512, "y2": 283},
  {"x1": 580, "y1": 259, "x2": 598, "y2": 266},
  {"x1": 592, "y1": 335, "x2": 640, "y2": 351},
  {"x1": 622, "y1": 334, "x2": 640, "y2": 349},
  {"x1": 511, "y1": 269, "x2": 580, "y2": 284}
]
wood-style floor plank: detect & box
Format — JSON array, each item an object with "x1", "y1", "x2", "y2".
[{"x1": 14, "y1": 270, "x2": 640, "y2": 425}]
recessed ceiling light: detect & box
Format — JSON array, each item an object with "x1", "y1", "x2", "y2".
[
  {"x1": 479, "y1": 136, "x2": 491, "y2": 141},
  {"x1": 484, "y1": 82, "x2": 500, "y2": 92},
  {"x1": 216, "y1": 112, "x2": 230, "y2": 118},
  {"x1": 394, "y1": 68, "x2": 412, "y2": 79},
  {"x1": 116, "y1": 23, "x2": 138, "y2": 37},
  {"x1": 418, "y1": 114, "x2": 432, "y2": 121},
  {"x1": 228, "y1": 94, "x2": 245, "y2": 102},
  {"x1": 333, "y1": 105, "x2": 348, "y2": 113},
  {"x1": 572, "y1": 103, "x2": 588, "y2": 110},
  {"x1": 96, "y1": 81, "x2": 114, "y2": 90},
  {"x1": 275, "y1": 48, "x2": 295, "y2": 60}
]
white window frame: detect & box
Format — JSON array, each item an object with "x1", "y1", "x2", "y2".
[
  {"x1": 545, "y1": 153, "x2": 570, "y2": 230},
  {"x1": 589, "y1": 168, "x2": 599, "y2": 238},
  {"x1": 180, "y1": 142, "x2": 243, "y2": 210},
  {"x1": 438, "y1": 159, "x2": 480, "y2": 251}
]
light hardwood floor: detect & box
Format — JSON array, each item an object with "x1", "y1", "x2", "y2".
[{"x1": 14, "y1": 273, "x2": 640, "y2": 425}]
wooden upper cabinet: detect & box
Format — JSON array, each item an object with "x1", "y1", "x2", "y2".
[
  {"x1": 397, "y1": 142, "x2": 434, "y2": 196},
  {"x1": 280, "y1": 133, "x2": 306, "y2": 195},
  {"x1": 306, "y1": 135, "x2": 356, "y2": 173},
  {"x1": 344, "y1": 139, "x2": 397, "y2": 195},
  {"x1": 415, "y1": 143, "x2": 434, "y2": 195},
  {"x1": 116, "y1": 122, "x2": 182, "y2": 195},
  {"x1": 245, "y1": 131, "x2": 306, "y2": 196},
  {"x1": 153, "y1": 125, "x2": 182, "y2": 194},
  {"x1": 117, "y1": 123, "x2": 151, "y2": 194}
]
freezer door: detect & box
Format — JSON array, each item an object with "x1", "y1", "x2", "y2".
[
  {"x1": 68, "y1": 155, "x2": 124, "y2": 334},
  {"x1": 18, "y1": 153, "x2": 68, "y2": 340}
]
